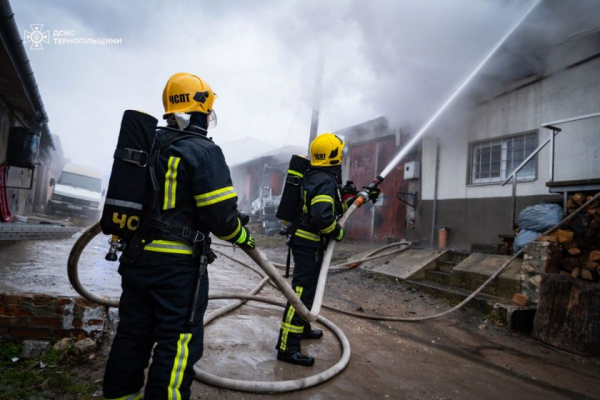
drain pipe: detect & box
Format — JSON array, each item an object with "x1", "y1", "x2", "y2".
[{"x1": 430, "y1": 138, "x2": 440, "y2": 248}]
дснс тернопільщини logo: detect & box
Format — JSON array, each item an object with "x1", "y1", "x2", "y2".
[{"x1": 24, "y1": 24, "x2": 49, "y2": 50}]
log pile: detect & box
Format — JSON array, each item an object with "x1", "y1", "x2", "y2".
[{"x1": 536, "y1": 192, "x2": 600, "y2": 284}]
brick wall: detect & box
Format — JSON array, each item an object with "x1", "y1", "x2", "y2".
[{"x1": 0, "y1": 293, "x2": 108, "y2": 341}]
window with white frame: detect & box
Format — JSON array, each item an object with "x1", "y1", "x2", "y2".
[{"x1": 468, "y1": 132, "x2": 537, "y2": 184}]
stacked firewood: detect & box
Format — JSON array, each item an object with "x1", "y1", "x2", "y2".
[{"x1": 537, "y1": 192, "x2": 600, "y2": 284}]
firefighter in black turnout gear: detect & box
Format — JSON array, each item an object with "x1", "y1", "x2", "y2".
[
  {"x1": 276, "y1": 133, "x2": 379, "y2": 366},
  {"x1": 103, "y1": 73, "x2": 255, "y2": 400}
]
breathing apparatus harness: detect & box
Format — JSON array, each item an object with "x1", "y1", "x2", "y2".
[
  {"x1": 119, "y1": 127, "x2": 211, "y2": 264},
  {"x1": 276, "y1": 157, "x2": 349, "y2": 278}
]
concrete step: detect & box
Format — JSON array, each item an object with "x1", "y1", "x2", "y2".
[
  {"x1": 425, "y1": 270, "x2": 452, "y2": 286},
  {"x1": 406, "y1": 279, "x2": 535, "y2": 332},
  {"x1": 436, "y1": 259, "x2": 458, "y2": 272},
  {"x1": 454, "y1": 270, "x2": 520, "y2": 299},
  {"x1": 452, "y1": 253, "x2": 522, "y2": 300}
]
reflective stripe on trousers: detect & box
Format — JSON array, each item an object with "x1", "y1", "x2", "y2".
[
  {"x1": 279, "y1": 286, "x2": 303, "y2": 351},
  {"x1": 168, "y1": 333, "x2": 192, "y2": 400}
]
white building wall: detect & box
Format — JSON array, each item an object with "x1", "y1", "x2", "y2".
[{"x1": 422, "y1": 30, "x2": 600, "y2": 201}]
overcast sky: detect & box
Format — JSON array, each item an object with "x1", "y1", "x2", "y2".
[{"x1": 12, "y1": 0, "x2": 544, "y2": 174}]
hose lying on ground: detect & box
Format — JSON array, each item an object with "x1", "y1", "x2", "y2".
[{"x1": 67, "y1": 191, "x2": 600, "y2": 392}]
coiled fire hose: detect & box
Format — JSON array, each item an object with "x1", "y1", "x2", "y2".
[{"x1": 67, "y1": 191, "x2": 600, "y2": 393}]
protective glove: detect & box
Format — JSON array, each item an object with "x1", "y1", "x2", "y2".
[
  {"x1": 334, "y1": 227, "x2": 345, "y2": 242},
  {"x1": 236, "y1": 226, "x2": 255, "y2": 249},
  {"x1": 238, "y1": 212, "x2": 250, "y2": 226},
  {"x1": 367, "y1": 187, "x2": 381, "y2": 204}
]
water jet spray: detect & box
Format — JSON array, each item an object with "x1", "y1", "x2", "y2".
[{"x1": 379, "y1": 0, "x2": 541, "y2": 178}]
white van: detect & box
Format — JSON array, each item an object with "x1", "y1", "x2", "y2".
[{"x1": 47, "y1": 163, "x2": 103, "y2": 220}]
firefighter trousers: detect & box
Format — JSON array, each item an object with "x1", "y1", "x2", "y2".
[
  {"x1": 103, "y1": 256, "x2": 208, "y2": 400},
  {"x1": 276, "y1": 235, "x2": 324, "y2": 353}
]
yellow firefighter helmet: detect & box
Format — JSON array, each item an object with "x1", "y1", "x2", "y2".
[
  {"x1": 310, "y1": 133, "x2": 345, "y2": 167},
  {"x1": 162, "y1": 73, "x2": 217, "y2": 118}
]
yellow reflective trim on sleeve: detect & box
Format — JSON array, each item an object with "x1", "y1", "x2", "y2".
[
  {"x1": 144, "y1": 240, "x2": 193, "y2": 255},
  {"x1": 295, "y1": 229, "x2": 320, "y2": 242},
  {"x1": 311, "y1": 194, "x2": 334, "y2": 206},
  {"x1": 217, "y1": 218, "x2": 241, "y2": 241},
  {"x1": 194, "y1": 186, "x2": 237, "y2": 207},
  {"x1": 168, "y1": 333, "x2": 192, "y2": 400},
  {"x1": 279, "y1": 286, "x2": 304, "y2": 351},
  {"x1": 288, "y1": 169, "x2": 304, "y2": 178},
  {"x1": 163, "y1": 156, "x2": 181, "y2": 210},
  {"x1": 236, "y1": 227, "x2": 247, "y2": 244},
  {"x1": 320, "y1": 219, "x2": 337, "y2": 234}
]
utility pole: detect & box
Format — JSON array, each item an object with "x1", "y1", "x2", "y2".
[{"x1": 308, "y1": 52, "x2": 324, "y2": 153}]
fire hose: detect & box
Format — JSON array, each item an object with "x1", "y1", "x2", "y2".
[{"x1": 67, "y1": 184, "x2": 600, "y2": 393}]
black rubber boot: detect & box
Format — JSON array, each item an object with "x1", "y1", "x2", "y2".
[
  {"x1": 277, "y1": 351, "x2": 315, "y2": 367},
  {"x1": 302, "y1": 329, "x2": 323, "y2": 340}
]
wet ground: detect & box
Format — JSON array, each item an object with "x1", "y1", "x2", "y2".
[{"x1": 1, "y1": 228, "x2": 600, "y2": 399}]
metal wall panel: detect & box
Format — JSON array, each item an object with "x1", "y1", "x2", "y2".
[{"x1": 346, "y1": 137, "x2": 407, "y2": 242}]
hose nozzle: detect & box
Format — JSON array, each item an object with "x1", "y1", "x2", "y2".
[
  {"x1": 366, "y1": 175, "x2": 384, "y2": 191},
  {"x1": 353, "y1": 175, "x2": 384, "y2": 208}
]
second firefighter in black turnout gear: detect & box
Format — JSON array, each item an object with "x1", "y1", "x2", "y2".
[
  {"x1": 276, "y1": 133, "x2": 351, "y2": 367},
  {"x1": 103, "y1": 73, "x2": 255, "y2": 400}
]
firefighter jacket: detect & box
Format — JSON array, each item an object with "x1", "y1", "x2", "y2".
[
  {"x1": 141, "y1": 128, "x2": 245, "y2": 256},
  {"x1": 296, "y1": 166, "x2": 344, "y2": 243}
]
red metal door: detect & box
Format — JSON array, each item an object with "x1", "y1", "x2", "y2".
[
  {"x1": 346, "y1": 137, "x2": 406, "y2": 242},
  {"x1": 374, "y1": 138, "x2": 406, "y2": 241},
  {"x1": 346, "y1": 142, "x2": 376, "y2": 240}
]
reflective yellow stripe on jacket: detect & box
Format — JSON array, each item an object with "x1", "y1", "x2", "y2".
[
  {"x1": 194, "y1": 186, "x2": 237, "y2": 207},
  {"x1": 288, "y1": 169, "x2": 304, "y2": 178},
  {"x1": 168, "y1": 333, "x2": 192, "y2": 400},
  {"x1": 295, "y1": 229, "x2": 320, "y2": 242},
  {"x1": 163, "y1": 156, "x2": 181, "y2": 210},
  {"x1": 143, "y1": 240, "x2": 193, "y2": 255}
]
